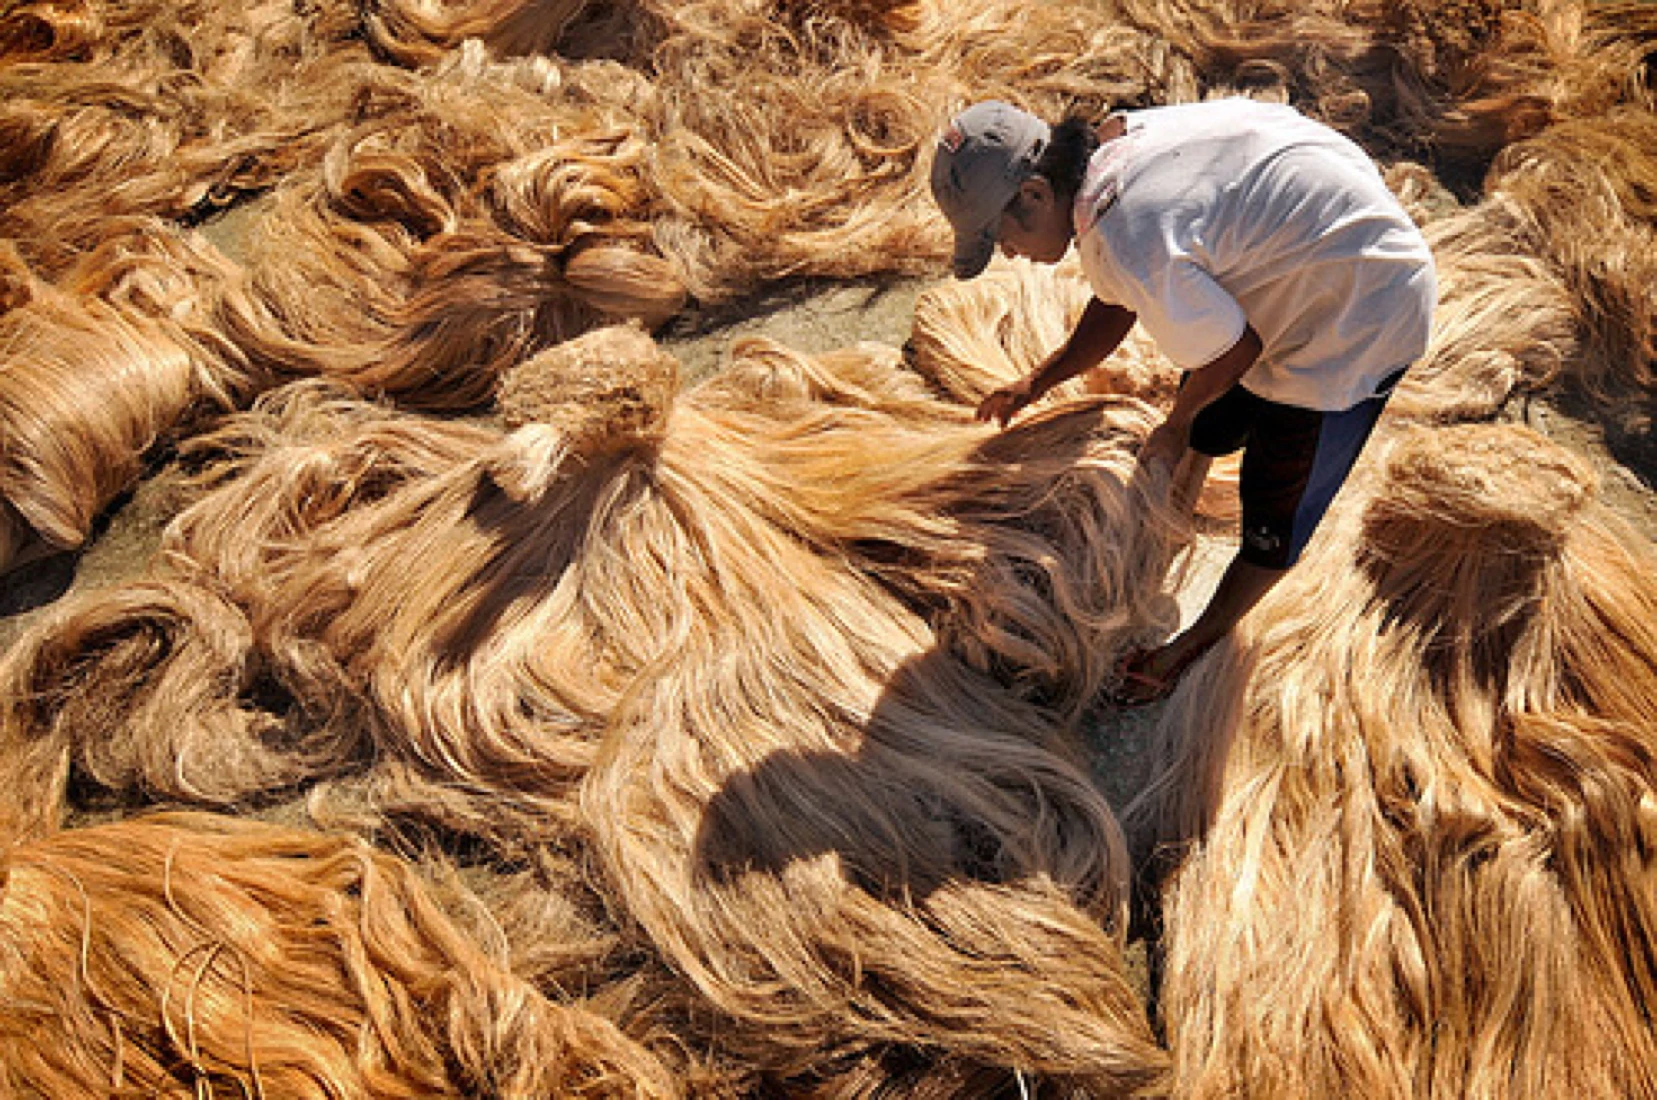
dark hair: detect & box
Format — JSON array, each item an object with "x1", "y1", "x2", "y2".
[
  {"x1": 1004, "y1": 116, "x2": 1101, "y2": 227},
  {"x1": 1033, "y1": 116, "x2": 1102, "y2": 205}
]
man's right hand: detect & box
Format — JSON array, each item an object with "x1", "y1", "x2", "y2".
[
  {"x1": 975, "y1": 379, "x2": 1037, "y2": 428},
  {"x1": 973, "y1": 298, "x2": 1137, "y2": 430}
]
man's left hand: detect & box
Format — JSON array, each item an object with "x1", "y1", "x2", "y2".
[{"x1": 1138, "y1": 418, "x2": 1190, "y2": 474}]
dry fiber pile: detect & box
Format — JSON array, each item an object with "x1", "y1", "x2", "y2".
[{"x1": 2, "y1": 0, "x2": 1656, "y2": 1096}]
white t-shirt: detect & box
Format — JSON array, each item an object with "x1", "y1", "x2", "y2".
[{"x1": 1073, "y1": 98, "x2": 1436, "y2": 411}]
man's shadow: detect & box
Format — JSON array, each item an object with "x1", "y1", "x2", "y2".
[{"x1": 688, "y1": 395, "x2": 1194, "y2": 917}]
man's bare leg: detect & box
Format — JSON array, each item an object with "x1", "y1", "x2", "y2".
[
  {"x1": 1170, "y1": 450, "x2": 1213, "y2": 517},
  {"x1": 1118, "y1": 553, "x2": 1285, "y2": 702}
]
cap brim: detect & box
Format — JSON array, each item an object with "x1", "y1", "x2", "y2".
[{"x1": 951, "y1": 226, "x2": 996, "y2": 280}]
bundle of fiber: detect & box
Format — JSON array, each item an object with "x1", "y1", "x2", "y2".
[
  {"x1": 495, "y1": 320, "x2": 679, "y2": 458},
  {"x1": 0, "y1": 0, "x2": 103, "y2": 64},
  {"x1": 694, "y1": 347, "x2": 1187, "y2": 721},
  {"x1": 888, "y1": 0, "x2": 1194, "y2": 108},
  {"x1": 1546, "y1": 0, "x2": 1657, "y2": 122},
  {"x1": 54, "y1": 219, "x2": 305, "y2": 407},
  {"x1": 392, "y1": 837, "x2": 757, "y2": 1092},
  {"x1": 685, "y1": 334, "x2": 953, "y2": 420},
  {"x1": 0, "y1": 91, "x2": 191, "y2": 275},
  {"x1": 1484, "y1": 108, "x2": 1657, "y2": 424},
  {"x1": 260, "y1": 325, "x2": 1088, "y2": 830},
  {"x1": 1388, "y1": 194, "x2": 1581, "y2": 423},
  {"x1": 477, "y1": 335, "x2": 1171, "y2": 1090},
  {"x1": 0, "y1": 0, "x2": 359, "y2": 275},
  {"x1": 905, "y1": 256, "x2": 1098, "y2": 407},
  {"x1": 0, "y1": 220, "x2": 304, "y2": 575},
  {"x1": 0, "y1": 812, "x2": 679, "y2": 1099},
  {"x1": 646, "y1": 60, "x2": 950, "y2": 299},
  {"x1": 1127, "y1": 422, "x2": 1657, "y2": 1098},
  {"x1": 580, "y1": 556, "x2": 1165, "y2": 1094},
  {"x1": 1118, "y1": 0, "x2": 1558, "y2": 180},
  {"x1": 165, "y1": 379, "x2": 502, "y2": 596},
  {"x1": 243, "y1": 46, "x2": 684, "y2": 409},
  {"x1": 0, "y1": 580, "x2": 332, "y2": 847},
  {"x1": 0, "y1": 283, "x2": 196, "y2": 567},
  {"x1": 360, "y1": 0, "x2": 602, "y2": 67},
  {"x1": 149, "y1": 334, "x2": 686, "y2": 850},
  {"x1": 642, "y1": 0, "x2": 1186, "y2": 301}
]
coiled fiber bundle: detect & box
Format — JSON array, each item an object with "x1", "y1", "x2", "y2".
[
  {"x1": 0, "y1": 222, "x2": 304, "y2": 576},
  {"x1": 1389, "y1": 193, "x2": 1581, "y2": 423},
  {"x1": 1485, "y1": 107, "x2": 1657, "y2": 425},
  {"x1": 0, "y1": 581, "x2": 325, "y2": 846},
  {"x1": 0, "y1": 282, "x2": 195, "y2": 570}
]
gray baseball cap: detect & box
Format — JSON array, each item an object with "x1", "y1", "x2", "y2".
[{"x1": 929, "y1": 101, "x2": 1050, "y2": 279}]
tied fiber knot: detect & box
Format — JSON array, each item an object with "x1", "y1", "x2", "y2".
[
  {"x1": 1364, "y1": 422, "x2": 1596, "y2": 565},
  {"x1": 489, "y1": 324, "x2": 679, "y2": 499}
]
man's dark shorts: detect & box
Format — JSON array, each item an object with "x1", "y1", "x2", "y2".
[{"x1": 1187, "y1": 368, "x2": 1406, "y2": 569}]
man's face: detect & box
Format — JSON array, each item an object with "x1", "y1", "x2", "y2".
[{"x1": 996, "y1": 178, "x2": 1072, "y2": 264}]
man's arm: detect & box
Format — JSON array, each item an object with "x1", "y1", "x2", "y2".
[
  {"x1": 976, "y1": 298, "x2": 1138, "y2": 427},
  {"x1": 1138, "y1": 323, "x2": 1263, "y2": 471}
]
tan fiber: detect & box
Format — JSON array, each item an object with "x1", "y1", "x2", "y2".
[
  {"x1": 495, "y1": 321, "x2": 679, "y2": 462},
  {"x1": 0, "y1": 312, "x2": 1179, "y2": 1088},
  {"x1": 0, "y1": 2, "x2": 105, "y2": 65},
  {"x1": 0, "y1": 222, "x2": 297, "y2": 575},
  {"x1": 642, "y1": 0, "x2": 1183, "y2": 302},
  {"x1": 361, "y1": 0, "x2": 600, "y2": 67},
  {"x1": 1130, "y1": 423, "x2": 1657, "y2": 1098},
  {"x1": 240, "y1": 46, "x2": 684, "y2": 409},
  {"x1": 1485, "y1": 108, "x2": 1657, "y2": 424},
  {"x1": 0, "y1": 812, "x2": 678, "y2": 1098},
  {"x1": 0, "y1": 286, "x2": 195, "y2": 560},
  {"x1": 1390, "y1": 194, "x2": 1581, "y2": 423},
  {"x1": 1118, "y1": 0, "x2": 1560, "y2": 170},
  {"x1": 585, "y1": 627, "x2": 1166, "y2": 1092},
  {"x1": 0, "y1": 581, "x2": 322, "y2": 844},
  {"x1": 0, "y1": 1, "x2": 356, "y2": 277}
]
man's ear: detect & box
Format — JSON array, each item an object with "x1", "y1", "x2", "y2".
[
  {"x1": 1018, "y1": 175, "x2": 1055, "y2": 209},
  {"x1": 1005, "y1": 176, "x2": 1052, "y2": 230}
]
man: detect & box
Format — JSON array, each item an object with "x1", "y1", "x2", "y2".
[{"x1": 930, "y1": 98, "x2": 1436, "y2": 704}]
